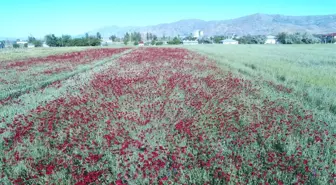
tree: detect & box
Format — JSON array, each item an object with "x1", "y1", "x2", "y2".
[
  {"x1": 276, "y1": 32, "x2": 288, "y2": 44},
  {"x1": 123, "y1": 32, "x2": 130, "y2": 45},
  {"x1": 277, "y1": 32, "x2": 320, "y2": 44},
  {"x1": 146, "y1": 32, "x2": 150, "y2": 41},
  {"x1": 155, "y1": 41, "x2": 163, "y2": 45},
  {"x1": 44, "y1": 33, "x2": 102, "y2": 47},
  {"x1": 237, "y1": 35, "x2": 266, "y2": 44},
  {"x1": 96, "y1": 32, "x2": 102, "y2": 40},
  {"x1": 61, "y1": 35, "x2": 72, "y2": 46},
  {"x1": 162, "y1": 34, "x2": 167, "y2": 41},
  {"x1": 167, "y1": 37, "x2": 182, "y2": 45},
  {"x1": 152, "y1": 35, "x2": 158, "y2": 41},
  {"x1": 131, "y1": 32, "x2": 141, "y2": 42},
  {"x1": 28, "y1": 35, "x2": 42, "y2": 47},
  {"x1": 88, "y1": 36, "x2": 101, "y2": 46},
  {"x1": 33, "y1": 40, "x2": 43, "y2": 47},
  {"x1": 109, "y1": 35, "x2": 117, "y2": 42},
  {"x1": 45, "y1": 34, "x2": 59, "y2": 47},
  {"x1": 212, "y1": 35, "x2": 227, "y2": 43},
  {"x1": 13, "y1": 43, "x2": 20, "y2": 48},
  {"x1": 28, "y1": 36, "x2": 36, "y2": 43},
  {"x1": 0, "y1": 41, "x2": 5, "y2": 49}
]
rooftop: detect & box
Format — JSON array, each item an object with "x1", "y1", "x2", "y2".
[
  {"x1": 221, "y1": 39, "x2": 237, "y2": 42},
  {"x1": 326, "y1": 33, "x2": 336, "y2": 37}
]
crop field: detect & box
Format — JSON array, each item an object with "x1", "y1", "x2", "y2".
[
  {"x1": 0, "y1": 46, "x2": 335, "y2": 184},
  {"x1": 0, "y1": 47, "x2": 86, "y2": 62},
  {"x1": 187, "y1": 45, "x2": 336, "y2": 119}
]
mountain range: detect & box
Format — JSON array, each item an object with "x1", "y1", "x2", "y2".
[{"x1": 89, "y1": 13, "x2": 336, "y2": 37}]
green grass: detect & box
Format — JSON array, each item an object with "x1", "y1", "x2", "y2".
[
  {"x1": 187, "y1": 45, "x2": 336, "y2": 88},
  {"x1": 187, "y1": 44, "x2": 336, "y2": 126}
]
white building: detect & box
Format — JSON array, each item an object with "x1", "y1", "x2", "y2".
[
  {"x1": 16, "y1": 41, "x2": 28, "y2": 45},
  {"x1": 27, "y1": 44, "x2": 35, "y2": 48},
  {"x1": 183, "y1": 40, "x2": 198, "y2": 45},
  {"x1": 199, "y1": 31, "x2": 204, "y2": 37},
  {"x1": 192, "y1": 30, "x2": 204, "y2": 39},
  {"x1": 221, "y1": 39, "x2": 238, "y2": 45},
  {"x1": 265, "y1": 36, "x2": 276, "y2": 44},
  {"x1": 101, "y1": 39, "x2": 113, "y2": 46},
  {"x1": 43, "y1": 42, "x2": 50, "y2": 47}
]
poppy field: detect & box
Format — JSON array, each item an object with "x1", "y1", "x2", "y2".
[
  {"x1": 0, "y1": 47, "x2": 335, "y2": 184},
  {"x1": 0, "y1": 48, "x2": 130, "y2": 104}
]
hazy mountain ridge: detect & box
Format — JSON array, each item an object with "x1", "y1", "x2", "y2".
[{"x1": 90, "y1": 13, "x2": 336, "y2": 37}]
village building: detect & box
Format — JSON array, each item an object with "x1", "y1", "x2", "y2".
[
  {"x1": 16, "y1": 41, "x2": 28, "y2": 47},
  {"x1": 100, "y1": 38, "x2": 113, "y2": 46},
  {"x1": 192, "y1": 30, "x2": 204, "y2": 39},
  {"x1": 139, "y1": 41, "x2": 144, "y2": 46},
  {"x1": 221, "y1": 39, "x2": 239, "y2": 45},
  {"x1": 16, "y1": 41, "x2": 28, "y2": 45},
  {"x1": 43, "y1": 42, "x2": 50, "y2": 47},
  {"x1": 183, "y1": 40, "x2": 198, "y2": 45},
  {"x1": 326, "y1": 33, "x2": 336, "y2": 39},
  {"x1": 265, "y1": 36, "x2": 277, "y2": 44}
]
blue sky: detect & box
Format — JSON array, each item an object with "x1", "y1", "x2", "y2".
[{"x1": 1, "y1": 0, "x2": 335, "y2": 38}]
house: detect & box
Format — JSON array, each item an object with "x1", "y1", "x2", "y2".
[
  {"x1": 43, "y1": 42, "x2": 50, "y2": 47},
  {"x1": 320, "y1": 33, "x2": 336, "y2": 43},
  {"x1": 16, "y1": 41, "x2": 28, "y2": 45},
  {"x1": 100, "y1": 39, "x2": 113, "y2": 46},
  {"x1": 192, "y1": 30, "x2": 204, "y2": 39},
  {"x1": 221, "y1": 39, "x2": 238, "y2": 45},
  {"x1": 16, "y1": 41, "x2": 28, "y2": 47},
  {"x1": 139, "y1": 41, "x2": 144, "y2": 46},
  {"x1": 27, "y1": 44, "x2": 35, "y2": 48},
  {"x1": 183, "y1": 40, "x2": 198, "y2": 45},
  {"x1": 265, "y1": 36, "x2": 276, "y2": 44},
  {"x1": 325, "y1": 33, "x2": 336, "y2": 39}
]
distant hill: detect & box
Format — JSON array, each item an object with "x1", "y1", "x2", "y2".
[{"x1": 89, "y1": 13, "x2": 336, "y2": 37}]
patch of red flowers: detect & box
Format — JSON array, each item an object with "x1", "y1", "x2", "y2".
[{"x1": 0, "y1": 48, "x2": 334, "y2": 184}]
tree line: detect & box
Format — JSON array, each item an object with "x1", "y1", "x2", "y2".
[
  {"x1": 276, "y1": 32, "x2": 322, "y2": 44},
  {"x1": 3, "y1": 31, "x2": 334, "y2": 49},
  {"x1": 45, "y1": 32, "x2": 102, "y2": 47},
  {"x1": 210, "y1": 32, "x2": 333, "y2": 44},
  {"x1": 122, "y1": 32, "x2": 170, "y2": 45}
]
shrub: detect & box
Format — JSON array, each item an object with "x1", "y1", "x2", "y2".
[
  {"x1": 277, "y1": 32, "x2": 320, "y2": 44},
  {"x1": 155, "y1": 41, "x2": 163, "y2": 45},
  {"x1": 151, "y1": 40, "x2": 156, "y2": 45},
  {"x1": 13, "y1": 43, "x2": 20, "y2": 48},
  {"x1": 237, "y1": 35, "x2": 266, "y2": 44},
  {"x1": 167, "y1": 37, "x2": 182, "y2": 45},
  {"x1": 33, "y1": 40, "x2": 43, "y2": 47},
  {"x1": 24, "y1": 43, "x2": 28, "y2": 48}
]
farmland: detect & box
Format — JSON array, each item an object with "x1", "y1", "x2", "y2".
[
  {"x1": 187, "y1": 45, "x2": 336, "y2": 124},
  {"x1": 0, "y1": 46, "x2": 335, "y2": 184}
]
